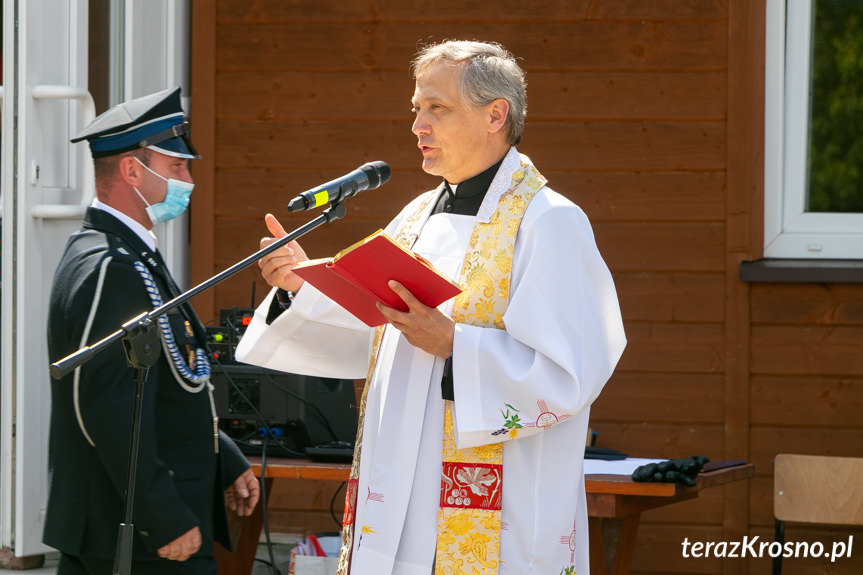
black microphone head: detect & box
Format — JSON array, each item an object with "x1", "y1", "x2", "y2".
[{"x1": 360, "y1": 161, "x2": 391, "y2": 190}]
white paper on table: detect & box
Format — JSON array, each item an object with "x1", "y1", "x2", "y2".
[
  {"x1": 583, "y1": 458, "x2": 668, "y2": 476},
  {"x1": 290, "y1": 556, "x2": 338, "y2": 575}
]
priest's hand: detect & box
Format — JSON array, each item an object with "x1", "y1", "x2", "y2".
[
  {"x1": 377, "y1": 280, "x2": 454, "y2": 357},
  {"x1": 224, "y1": 468, "x2": 260, "y2": 517},
  {"x1": 259, "y1": 213, "x2": 308, "y2": 293}
]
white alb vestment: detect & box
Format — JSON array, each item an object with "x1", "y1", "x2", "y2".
[{"x1": 236, "y1": 148, "x2": 626, "y2": 575}]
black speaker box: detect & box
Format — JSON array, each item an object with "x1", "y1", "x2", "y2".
[{"x1": 211, "y1": 363, "x2": 357, "y2": 456}]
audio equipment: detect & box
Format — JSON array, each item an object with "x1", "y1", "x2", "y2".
[{"x1": 208, "y1": 307, "x2": 357, "y2": 459}]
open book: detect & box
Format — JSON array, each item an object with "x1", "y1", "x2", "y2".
[{"x1": 291, "y1": 229, "x2": 463, "y2": 327}]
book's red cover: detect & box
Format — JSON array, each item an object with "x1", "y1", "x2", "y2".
[
  {"x1": 291, "y1": 259, "x2": 387, "y2": 326},
  {"x1": 292, "y1": 232, "x2": 462, "y2": 327}
]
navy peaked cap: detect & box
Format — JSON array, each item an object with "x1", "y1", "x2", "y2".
[{"x1": 71, "y1": 87, "x2": 200, "y2": 159}]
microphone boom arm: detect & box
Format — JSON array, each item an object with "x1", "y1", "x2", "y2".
[{"x1": 50, "y1": 201, "x2": 348, "y2": 380}]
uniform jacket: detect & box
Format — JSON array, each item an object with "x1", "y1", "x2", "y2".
[{"x1": 45, "y1": 207, "x2": 249, "y2": 560}]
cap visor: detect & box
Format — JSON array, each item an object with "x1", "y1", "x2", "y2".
[{"x1": 148, "y1": 135, "x2": 201, "y2": 159}]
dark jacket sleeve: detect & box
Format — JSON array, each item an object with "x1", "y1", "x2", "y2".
[{"x1": 218, "y1": 430, "x2": 251, "y2": 491}]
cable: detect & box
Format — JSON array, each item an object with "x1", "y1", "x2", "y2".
[
  {"x1": 237, "y1": 429, "x2": 259, "y2": 442},
  {"x1": 263, "y1": 372, "x2": 341, "y2": 442},
  {"x1": 329, "y1": 481, "x2": 347, "y2": 528},
  {"x1": 260, "y1": 433, "x2": 282, "y2": 575},
  {"x1": 213, "y1": 358, "x2": 305, "y2": 458},
  {"x1": 230, "y1": 437, "x2": 304, "y2": 458},
  {"x1": 209, "y1": 329, "x2": 347, "y2": 448}
]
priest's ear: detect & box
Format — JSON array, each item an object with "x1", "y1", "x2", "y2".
[{"x1": 486, "y1": 98, "x2": 510, "y2": 136}]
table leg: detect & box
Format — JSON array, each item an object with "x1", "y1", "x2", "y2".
[
  {"x1": 216, "y1": 477, "x2": 273, "y2": 575},
  {"x1": 588, "y1": 514, "x2": 641, "y2": 575}
]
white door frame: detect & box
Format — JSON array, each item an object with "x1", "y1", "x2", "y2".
[{"x1": 1, "y1": 0, "x2": 191, "y2": 556}]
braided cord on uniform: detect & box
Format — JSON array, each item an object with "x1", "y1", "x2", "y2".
[{"x1": 133, "y1": 261, "x2": 210, "y2": 387}]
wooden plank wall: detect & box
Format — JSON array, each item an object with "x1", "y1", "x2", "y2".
[
  {"x1": 746, "y1": 282, "x2": 863, "y2": 575},
  {"x1": 191, "y1": 1, "x2": 863, "y2": 573}
]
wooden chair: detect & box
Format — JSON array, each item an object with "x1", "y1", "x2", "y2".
[{"x1": 773, "y1": 454, "x2": 863, "y2": 574}]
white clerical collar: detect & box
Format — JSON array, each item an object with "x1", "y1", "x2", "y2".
[{"x1": 92, "y1": 199, "x2": 158, "y2": 251}]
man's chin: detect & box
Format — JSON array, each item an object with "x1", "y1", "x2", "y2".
[{"x1": 420, "y1": 159, "x2": 442, "y2": 177}]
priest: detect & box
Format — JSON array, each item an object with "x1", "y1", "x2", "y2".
[{"x1": 236, "y1": 40, "x2": 626, "y2": 575}]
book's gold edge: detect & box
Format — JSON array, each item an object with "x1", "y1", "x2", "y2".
[
  {"x1": 333, "y1": 229, "x2": 463, "y2": 293},
  {"x1": 293, "y1": 256, "x2": 335, "y2": 270},
  {"x1": 333, "y1": 229, "x2": 386, "y2": 261},
  {"x1": 413, "y1": 252, "x2": 463, "y2": 292}
]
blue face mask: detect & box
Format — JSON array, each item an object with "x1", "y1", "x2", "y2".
[{"x1": 134, "y1": 157, "x2": 195, "y2": 224}]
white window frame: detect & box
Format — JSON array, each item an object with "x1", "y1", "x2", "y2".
[{"x1": 764, "y1": 0, "x2": 863, "y2": 259}]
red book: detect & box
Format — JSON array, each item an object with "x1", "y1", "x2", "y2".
[{"x1": 292, "y1": 230, "x2": 463, "y2": 327}]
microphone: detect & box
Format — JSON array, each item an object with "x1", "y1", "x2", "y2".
[{"x1": 287, "y1": 161, "x2": 391, "y2": 212}]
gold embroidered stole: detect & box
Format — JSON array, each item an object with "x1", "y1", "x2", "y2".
[
  {"x1": 337, "y1": 157, "x2": 546, "y2": 575},
  {"x1": 434, "y1": 159, "x2": 545, "y2": 575}
]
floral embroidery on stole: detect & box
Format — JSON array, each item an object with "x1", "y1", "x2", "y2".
[{"x1": 435, "y1": 159, "x2": 545, "y2": 575}]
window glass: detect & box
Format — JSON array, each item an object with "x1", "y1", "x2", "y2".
[{"x1": 807, "y1": 0, "x2": 863, "y2": 213}]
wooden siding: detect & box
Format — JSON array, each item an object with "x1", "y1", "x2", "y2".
[
  {"x1": 746, "y1": 281, "x2": 863, "y2": 574},
  {"x1": 191, "y1": 1, "x2": 863, "y2": 573}
]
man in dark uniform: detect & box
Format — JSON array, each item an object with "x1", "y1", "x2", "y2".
[{"x1": 46, "y1": 87, "x2": 259, "y2": 575}]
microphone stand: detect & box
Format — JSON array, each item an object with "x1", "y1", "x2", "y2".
[{"x1": 50, "y1": 201, "x2": 347, "y2": 575}]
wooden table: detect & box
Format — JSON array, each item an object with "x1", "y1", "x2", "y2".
[
  {"x1": 216, "y1": 459, "x2": 754, "y2": 575},
  {"x1": 584, "y1": 464, "x2": 753, "y2": 574}
]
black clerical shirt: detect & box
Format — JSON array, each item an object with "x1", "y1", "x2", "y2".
[{"x1": 431, "y1": 157, "x2": 504, "y2": 217}]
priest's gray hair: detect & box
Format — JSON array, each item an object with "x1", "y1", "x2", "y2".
[{"x1": 412, "y1": 40, "x2": 527, "y2": 145}]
